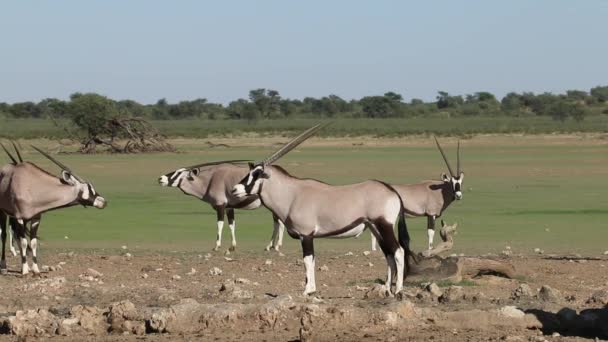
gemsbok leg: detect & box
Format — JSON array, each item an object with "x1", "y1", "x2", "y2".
[
  {"x1": 29, "y1": 215, "x2": 41, "y2": 274},
  {"x1": 13, "y1": 218, "x2": 30, "y2": 275},
  {"x1": 301, "y1": 236, "x2": 316, "y2": 295},
  {"x1": 0, "y1": 211, "x2": 7, "y2": 274},
  {"x1": 213, "y1": 205, "x2": 226, "y2": 251},
  {"x1": 265, "y1": 214, "x2": 285, "y2": 252},
  {"x1": 226, "y1": 209, "x2": 237, "y2": 251},
  {"x1": 367, "y1": 220, "x2": 404, "y2": 295},
  {"x1": 427, "y1": 215, "x2": 436, "y2": 250}
]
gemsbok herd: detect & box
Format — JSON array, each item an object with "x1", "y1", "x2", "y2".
[{"x1": 0, "y1": 124, "x2": 463, "y2": 296}]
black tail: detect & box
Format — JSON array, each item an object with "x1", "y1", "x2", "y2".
[{"x1": 374, "y1": 180, "x2": 416, "y2": 275}]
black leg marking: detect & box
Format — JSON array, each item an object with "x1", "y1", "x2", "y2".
[
  {"x1": 301, "y1": 236, "x2": 314, "y2": 284},
  {"x1": 226, "y1": 209, "x2": 235, "y2": 225}
]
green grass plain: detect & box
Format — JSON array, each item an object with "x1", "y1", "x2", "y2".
[
  {"x1": 8, "y1": 135, "x2": 606, "y2": 256},
  {"x1": 1, "y1": 116, "x2": 608, "y2": 139}
]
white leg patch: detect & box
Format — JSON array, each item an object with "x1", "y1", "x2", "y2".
[
  {"x1": 267, "y1": 220, "x2": 280, "y2": 251},
  {"x1": 30, "y1": 238, "x2": 40, "y2": 274},
  {"x1": 394, "y1": 247, "x2": 404, "y2": 294},
  {"x1": 427, "y1": 229, "x2": 435, "y2": 250},
  {"x1": 19, "y1": 237, "x2": 29, "y2": 275},
  {"x1": 229, "y1": 221, "x2": 236, "y2": 251},
  {"x1": 303, "y1": 255, "x2": 316, "y2": 295},
  {"x1": 214, "y1": 221, "x2": 224, "y2": 251},
  {"x1": 371, "y1": 234, "x2": 377, "y2": 251},
  {"x1": 276, "y1": 221, "x2": 284, "y2": 249},
  {"x1": 8, "y1": 228, "x2": 17, "y2": 257}
]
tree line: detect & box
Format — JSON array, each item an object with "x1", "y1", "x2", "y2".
[{"x1": 1, "y1": 86, "x2": 608, "y2": 122}]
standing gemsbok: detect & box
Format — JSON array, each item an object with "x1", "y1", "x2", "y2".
[
  {"x1": 0, "y1": 145, "x2": 107, "y2": 275},
  {"x1": 0, "y1": 142, "x2": 21, "y2": 258},
  {"x1": 232, "y1": 124, "x2": 415, "y2": 296},
  {"x1": 371, "y1": 137, "x2": 464, "y2": 251},
  {"x1": 159, "y1": 161, "x2": 286, "y2": 252}
]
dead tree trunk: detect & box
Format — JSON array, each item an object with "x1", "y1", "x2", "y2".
[{"x1": 408, "y1": 221, "x2": 517, "y2": 282}]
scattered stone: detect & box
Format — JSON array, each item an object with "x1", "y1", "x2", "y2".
[
  {"x1": 85, "y1": 268, "x2": 103, "y2": 278},
  {"x1": 363, "y1": 251, "x2": 371, "y2": 256},
  {"x1": 209, "y1": 267, "x2": 223, "y2": 276},
  {"x1": 319, "y1": 265, "x2": 329, "y2": 272},
  {"x1": 345, "y1": 251, "x2": 354, "y2": 256},
  {"x1": 511, "y1": 283, "x2": 534, "y2": 299},
  {"x1": 355, "y1": 285, "x2": 370, "y2": 291},
  {"x1": 20, "y1": 276, "x2": 66, "y2": 292},
  {"x1": 219, "y1": 281, "x2": 253, "y2": 299},
  {"x1": 235, "y1": 278, "x2": 251, "y2": 284},
  {"x1": 41, "y1": 265, "x2": 51, "y2": 272},
  {"x1": 70, "y1": 305, "x2": 109, "y2": 335},
  {"x1": 224, "y1": 257, "x2": 234, "y2": 261},
  {"x1": 603, "y1": 250, "x2": 608, "y2": 255},
  {"x1": 264, "y1": 259, "x2": 273, "y2": 266},
  {"x1": 49, "y1": 266, "x2": 57, "y2": 271},
  {"x1": 142, "y1": 273, "x2": 149, "y2": 279},
  {"x1": 186, "y1": 268, "x2": 196, "y2": 276},
  {"x1": 425, "y1": 283, "x2": 443, "y2": 298},
  {"x1": 124, "y1": 252, "x2": 132, "y2": 259},
  {"x1": 172, "y1": 275, "x2": 181, "y2": 281},
  {"x1": 224, "y1": 249, "x2": 231, "y2": 256},
  {"x1": 368, "y1": 262, "x2": 374, "y2": 267},
  {"x1": 534, "y1": 248, "x2": 544, "y2": 255},
  {"x1": 364, "y1": 284, "x2": 389, "y2": 299},
  {"x1": 439, "y1": 286, "x2": 464, "y2": 303},
  {"x1": 586, "y1": 290, "x2": 608, "y2": 306},
  {"x1": 4, "y1": 308, "x2": 59, "y2": 337},
  {"x1": 499, "y1": 306, "x2": 525, "y2": 319},
  {"x1": 155, "y1": 268, "x2": 163, "y2": 272},
  {"x1": 538, "y1": 285, "x2": 561, "y2": 302},
  {"x1": 121, "y1": 245, "x2": 128, "y2": 250},
  {"x1": 107, "y1": 300, "x2": 145, "y2": 335},
  {"x1": 67, "y1": 251, "x2": 75, "y2": 257}
]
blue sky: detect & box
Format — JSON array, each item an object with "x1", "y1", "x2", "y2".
[{"x1": 1, "y1": 1, "x2": 607, "y2": 104}]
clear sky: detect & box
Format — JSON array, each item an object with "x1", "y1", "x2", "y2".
[{"x1": 1, "y1": 1, "x2": 607, "y2": 104}]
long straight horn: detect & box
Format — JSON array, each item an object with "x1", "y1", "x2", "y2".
[
  {"x1": 0, "y1": 142, "x2": 18, "y2": 165},
  {"x1": 185, "y1": 159, "x2": 252, "y2": 170},
  {"x1": 11, "y1": 141, "x2": 23, "y2": 163},
  {"x1": 434, "y1": 136, "x2": 455, "y2": 177},
  {"x1": 260, "y1": 122, "x2": 329, "y2": 166},
  {"x1": 457, "y1": 140, "x2": 461, "y2": 175},
  {"x1": 31, "y1": 145, "x2": 84, "y2": 182}
]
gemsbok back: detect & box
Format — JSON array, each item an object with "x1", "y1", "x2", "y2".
[
  {"x1": 0, "y1": 145, "x2": 107, "y2": 275},
  {"x1": 159, "y1": 160, "x2": 286, "y2": 252},
  {"x1": 232, "y1": 124, "x2": 415, "y2": 296},
  {"x1": 371, "y1": 137, "x2": 464, "y2": 251}
]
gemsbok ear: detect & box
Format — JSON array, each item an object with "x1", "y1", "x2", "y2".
[
  {"x1": 459, "y1": 172, "x2": 465, "y2": 180},
  {"x1": 248, "y1": 162, "x2": 255, "y2": 170},
  {"x1": 441, "y1": 173, "x2": 450, "y2": 182},
  {"x1": 61, "y1": 170, "x2": 76, "y2": 185}
]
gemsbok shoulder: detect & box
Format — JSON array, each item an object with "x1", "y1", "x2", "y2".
[
  {"x1": 371, "y1": 137, "x2": 464, "y2": 251},
  {"x1": 159, "y1": 160, "x2": 286, "y2": 252},
  {"x1": 0, "y1": 145, "x2": 107, "y2": 275},
  {"x1": 232, "y1": 124, "x2": 415, "y2": 296}
]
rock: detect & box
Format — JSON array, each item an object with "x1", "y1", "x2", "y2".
[
  {"x1": 511, "y1": 283, "x2": 534, "y2": 299},
  {"x1": 264, "y1": 259, "x2": 273, "y2": 265},
  {"x1": 499, "y1": 306, "x2": 525, "y2": 319},
  {"x1": 534, "y1": 248, "x2": 544, "y2": 255},
  {"x1": 219, "y1": 281, "x2": 253, "y2": 299},
  {"x1": 41, "y1": 265, "x2": 51, "y2": 272},
  {"x1": 363, "y1": 251, "x2": 371, "y2": 256},
  {"x1": 345, "y1": 251, "x2": 354, "y2": 256},
  {"x1": 425, "y1": 283, "x2": 443, "y2": 298},
  {"x1": 364, "y1": 284, "x2": 389, "y2": 299},
  {"x1": 603, "y1": 250, "x2": 608, "y2": 255},
  {"x1": 538, "y1": 285, "x2": 560, "y2": 302},
  {"x1": 4, "y1": 309, "x2": 59, "y2": 337},
  {"x1": 121, "y1": 245, "x2": 128, "y2": 250},
  {"x1": 186, "y1": 268, "x2": 196, "y2": 276},
  {"x1": 256, "y1": 295, "x2": 294, "y2": 329},
  {"x1": 235, "y1": 278, "x2": 252, "y2": 284},
  {"x1": 124, "y1": 252, "x2": 132, "y2": 259},
  {"x1": 209, "y1": 267, "x2": 223, "y2": 276},
  {"x1": 368, "y1": 262, "x2": 374, "y2": 267},
  {"x1": 85, "y1": 268, "x2": 103, "y2": 278},
  {"x1": 319, "y1": 265, "x2": 329, "y2": 272},
  {"x1": 586, "y1": 290, "x2": 608, "y2": 306},
  {"x1": 439, "y1": 286, "x2": 464, "y2": 303},
  {"x1": 20, "y1": 276, "x2": 66, "y2": 292},
  {"x1": 172, "y1": 275, "x2": 181, "y2": 281},
  {"x1": 107, "y1": 300, "x2": 145, "y2": 335},
  {"x1": 142, "y1": 273, "x2": 149, "y2": 279},
  {"x1": 70, "y1": 305, "x2": 109, "y2": 335}
]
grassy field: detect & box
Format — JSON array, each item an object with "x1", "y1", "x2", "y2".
[
  {"x1": 6, "y1": 134, "x2": 605, "y2": 257},
  {"x1": 1, "y1": 116, "x2": 608, "y2": 139}
]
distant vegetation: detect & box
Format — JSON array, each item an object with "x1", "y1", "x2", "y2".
[{"x1": 1, "y1": 87, "x2": 608, "y2": 138}]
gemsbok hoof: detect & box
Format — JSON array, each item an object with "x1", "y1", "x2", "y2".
[
  {"x1": 212, "y1": 246, "x2": 220, "y2": 252},
  {"x1": 229, "y1": 246, "x2": 236, "y2": 252}
]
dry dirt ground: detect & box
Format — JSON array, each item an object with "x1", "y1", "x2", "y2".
[{"x1": 0, "y1": 248, "x2": 607, "y2": 341}]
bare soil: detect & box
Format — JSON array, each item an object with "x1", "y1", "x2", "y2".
[{"x1": 0, "y1": 249, "x2": 607, "y2": 341}]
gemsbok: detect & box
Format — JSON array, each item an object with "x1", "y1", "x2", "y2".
[
  {"x1": 159, "y1": 161, "x2": 286, "y2": 252},
  {"x1": 0, "y1": 145, "x2": 107, "y2": 275},
  {"x1": 371, "y1": 137, "x2": 464, "y2": 251},
  {"x1": 232, "y1": 124, "x2": 415, "y2": 296}
]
